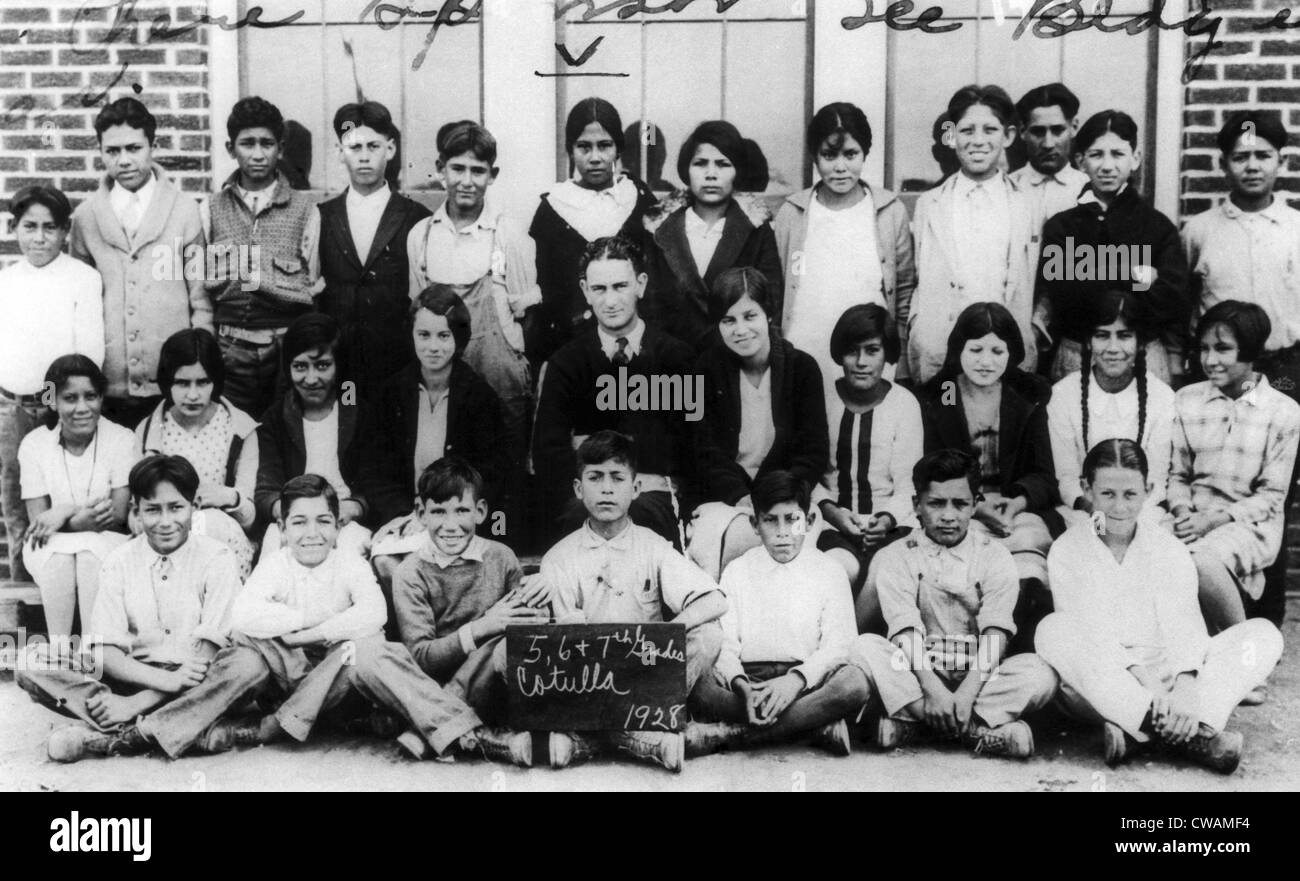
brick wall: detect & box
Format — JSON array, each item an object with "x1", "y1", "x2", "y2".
[
  {"x1": 1180, "y1": 0, "x2": 1300, "y2": 217},
  {"x1": 0, "y1": 1, "x2": 213, "y2": 262}
]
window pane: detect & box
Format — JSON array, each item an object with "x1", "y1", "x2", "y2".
[
  {"x1": 724, "y1": 21, "x2": 806, "y2": 193},
  {"x1": 644, "y1": 22, "x2": 724, "y2": 190},
  {"x1": 243, "y1": 26, "x2": 329, "y2": 188},
  {"x1": 404, "y1": 23, "x2": 483, "y2": 191}
]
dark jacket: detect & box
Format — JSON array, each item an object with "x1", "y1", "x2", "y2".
[
  {"x1": 533, "y1": 321, "x2": 695, "y2": 507},
  {"x1": 527, "y1": 176, "x2": 659, "y2": 362},
  {"x1": 919, "y1": 368, "x2": 1063, "y2": 533},
  {"x1": 648, "y1": 201, "x2": 783, "y2": 354},
  {"x1": 366, "y1": 360, "x2": 509, "y2": 524},
  {"x1": 1035, "y1": 184, "x2": 1190, "y2": 348},
  {"x1": 317, "y1": 190, "x2": 431, "y2": 395},
  {"x1": 693, "y1": 333, "x2": 828, "y2": 506},
  {"x1": 254, "y1": 392, "x2": 379, "y2": 528}
]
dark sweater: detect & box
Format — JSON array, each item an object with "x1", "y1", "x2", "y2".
[
  {"x1": 317, "y1": 190, "x2": 431, "y2": 395},
  {"x1": 365, "y1": 360, "x2": 509, "y2": 524},
  {"x1": 391, "y1": 539, "x2": 522, "y2": 681},
  {"x1": 918, "y1": 368, "x2": 1063, "y2": 533},
  {"x1": 649, "y1": 201, "x2": 783, "y2": 354},
  {"x1": 527, "y1": 176, "x2": 659, "y2": 362},
  {"x1": 532, "y1": 322, "x2": 695, "y2": 507},
  {"x1": 693, "y1": 333, "x2": 828, "y2": 506},
  {"x1": 1035, "y1": 184, "x2": 1191, "y2": 348}
]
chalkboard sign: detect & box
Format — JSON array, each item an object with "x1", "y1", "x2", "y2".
[{"x1": 506, "y1": 623, "x2": 688, "y2": 732}]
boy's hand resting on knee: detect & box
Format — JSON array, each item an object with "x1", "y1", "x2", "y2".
[
  {"x1": 751, "y1": 672, "x2": 805, "y2": 725},
  {"x1": 1152, "y1": 675, "x2": 1200, "y2": 744},
  {"x1": 863, "y1": 513, "x2": 896, "y2": 548},
  {"x1": 921, "y1": 680, "x2": 960, "y2": 737},
  {"x1": 1172, "y1": 509, "x2": 1227, "y2": 544},
  {"x1": 473, "y1": 592, "x2": 550, "y2": 641}
]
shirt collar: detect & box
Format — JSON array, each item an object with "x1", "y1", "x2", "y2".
[
  {"x1": 684, "y1": 206, "x2": 725, "y2": 238},
  {"x1": 915, "y1": 528, "x2": 973, "y2": 562},
  {"x1": 236, "y1": 179, "x2": 276, "y2": 210},
  {"x1": 1205, "y1": 372, "x2": 1271, "y2": 406},
  {"x1": 285, "y1": 548, "x2": 336, "y2": 584},
  {"x1": 1078, "y1": 182, "x2": 1127, "y2": 209},
  {"x1": 418, "y1": 534, "x2": 488, "y2": 569},
  {"x1": 144, "y1": 535, "x2": 191, "y2": 569},
  {"x1": 1221, "y1": 196, "x2": 1287, "y2": 224},
  {"x1": 550, "y1": 177, "x2": 637, "y2": 212},
  {"x1": 954, "y1": 171, "x2": 1006, "y2": 199},
  {"x1": 598, "y1": 319, "x2": 646, "y2": 360},
  {"x1": 1019, "y1": 163, "x2": 1083, "y2": 188},
  {"x1": 751, "y1": 540, "x2": 815, "y2": 575},
  {"x1": 347, "y1": 183, "x2": 391, "y2": 209},
  {"x1": 430, "y1": 200, "x2": 497, "y2": 234},
  {"x1": 580, "y1": 518, "x2": 635, "y2": 550},
  {"x1": 111, "y1": 170, "x2": 156, "y2": 211}
]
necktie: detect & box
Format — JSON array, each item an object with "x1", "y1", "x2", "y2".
[
  {"x1": 612, "y1": 337, "x2": 630, "y2": 366},
  {"x1": 123, "y1": 192, "x2": 143, "y2": 241}
]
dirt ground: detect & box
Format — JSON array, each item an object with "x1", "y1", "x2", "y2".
[{"x1": 3, "y1": 604, "x2": 1298, "y2": 793}]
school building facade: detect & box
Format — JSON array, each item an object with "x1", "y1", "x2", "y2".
[{"x1": 0, "y1": 0, "x2": 1297, "y2": 584}]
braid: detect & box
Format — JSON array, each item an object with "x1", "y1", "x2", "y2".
[
  {"x1": 1080, "y1": 339, "x2": 1091, "y2": 450},
  {"x1": 1134, "y1": 345, "x2": 1148, "y2": 444}
]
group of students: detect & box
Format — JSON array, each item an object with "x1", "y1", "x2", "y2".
[{"x1": 2, "y1": 80, "x2": 1295, "y2": 775}]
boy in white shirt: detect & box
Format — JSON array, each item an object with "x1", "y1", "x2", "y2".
[
  {"x1": 687, "y1": 471, "x2": 870, "y2": 757},
  {"x1": 210, "y1": 474, "x2": 533, "y2": 766}
]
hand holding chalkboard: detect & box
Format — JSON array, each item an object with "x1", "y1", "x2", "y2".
[{"x1": 506, "y1": 624, "x2": 688, "y2": 732}]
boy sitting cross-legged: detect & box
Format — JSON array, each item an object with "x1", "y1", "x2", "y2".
[
  {"x1": 852, "y1": 449, "x2": 1058, "y2": 759},
  {"x1": 687, "y1": 470, "x2": 871, "y2": 758},
  {"x1": 391, "y1": 457, "x2": 548, "y2": 729},
  {"x1": 538, "y1": 429, "x2": 727, "y2": 772},
  {"x1": 208, "y1": 474, "x2": 533, "y2": 766}
]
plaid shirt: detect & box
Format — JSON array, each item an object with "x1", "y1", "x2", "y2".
[{"x1": 1167, "y1": 375, "x2": 1300, "y2": 523}]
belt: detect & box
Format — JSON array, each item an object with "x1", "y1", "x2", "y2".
[
  {"x1": 218, "y1": 325, "x2": 287, "y2": 346},
  {"x1": 0, "y1": 385, "x2": 45, "y2": 407}
]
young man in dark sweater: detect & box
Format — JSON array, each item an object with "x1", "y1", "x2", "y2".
[
  {"x1": 203, "y1": 96, "x2": 319, "y2": 418},
  {"x1": 317, "y1": 101, "x2": 431, "y2": 399},
  {"x1": 532, "y1": 235, "x2": 695, "y2": 548},
  {"x1": 391, "y1": 458, "x2": 546, "y2": 725}
]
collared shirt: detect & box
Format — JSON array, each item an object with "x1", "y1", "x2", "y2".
[
  {"x1": 0, "y1": 253, "x2": 104, "y2": 395},
  {"x1": 346, "y1": 183, "x2": 392, "y2": 264},
  {"x1": 109, "y1": 171, "x2": 157, "y2": 239},
  {"x1": 413, "y1": 383, "x2": 451, "y2": 485},
  {"x1": 951, "y1": 172, "x2": 1012, "y2": 305},
  {"x1": 545, "y1": 177, "x2": 638, "y2": 243},
  {"x1": 232, "y1": 546, "x2": 387, "y2": 643},
  {"x1": 1048, "y1": 518, "x2": 1210, "y2": 676},
  {"x1": 716, "y1": 544, "x2": 856, "y2": 692},
  {"x1": 872, "y1": 528, "x2": 1019, "y2": 657},
  {"x1": 301, "y1": 404, "x2": 351, "y2": 499},
  {"x1": 1167, "y1": 375, "x2": 1300, "y2": 525},
  {"x1": 1047, "y1": 370, "x2": 1176, "y2": 511},
  {"x1": 419, "y1": 534, "x2": 488, "y2": 570},
  {"x1": 545, "y1": 520, "x2": 719, "y2": 623},
  {"x1": 596, "y1": 318, "x2": 646, "y2": 362},
  {"x1": 86, "y1": 533, "x2": 241, "y2": 663},
  {"x1": 1009, "y1": 163, "x2": 1090, "y2": 226},
  {"x1": 818, "y1": 381, "x2": 923, "y2": 527},
  {"x1": 1076, "y1": 182, "x2": 1127, "y2": 214},
  {"x1": 684, "y1": 206, "x2": 726, "y2": 277},
  {"x1": 419, "y1": 202, "x2": 497, "y2": 285},
  {"x1": 1182, "y1": 197, "x2": 1300, "y2": 351}
]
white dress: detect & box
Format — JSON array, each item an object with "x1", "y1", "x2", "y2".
[{"x1": 19, "y1": 420, "x2": 135, "y2": 573}]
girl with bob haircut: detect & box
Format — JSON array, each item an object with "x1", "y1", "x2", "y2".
[
  {"x1": 1168, "y1": 300, "x2": 1300, "y2": 633},
  {"x1": 774, "y1": 102, "x2": 915, "y2": 385},
  {"x1": 18, "y1": 355, "x2": 135, "y2": 638},
  {"x1": 687, "y1": 267, "x2": 828, "y2": 581},
  {"x1": 1038, "y1": 438, "x2": 1283, "y2": 774},
  {"x1": 135, "y1": 328, "x2": 260, "y2": 578},
  {"x1": 649, "y1": 120, "x2": 782, "y2": 353},
  {"x1": 1036, "y1": 109, "x2": 1191, "y2": 383}
]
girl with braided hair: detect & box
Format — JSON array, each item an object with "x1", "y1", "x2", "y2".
[{"x1": 1047, "y1": 289, "x2": 1175, "y2": 525}]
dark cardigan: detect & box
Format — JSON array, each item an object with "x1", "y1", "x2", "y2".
[
  {"x1": 1035, "y1": 183, "x2": 1191, "y2": 349},
  {"x1": 693, "y1": 333, "x2": 828, "y2": 506},
  {"x1": 365, "y1": 359, "x2": 509, "y2": 524},
  {"x1": 532, "y1": 321, "x2": 695, "y2": 507},
  {"x1": 527, "y1": 176, "x2": 659, "y2": 363},
  {"x1": 317, "y1": 190, "x2": 431, "y2": 395},
  {"x1": 648, "y1": 201, "x2": 783, "y2": 354},
  {"x1": 254, "y1": 391, "x2": 380, "y2": 528},
  {"x1": 918, "y1": 368, "x2": 1064, "y2": 535}
]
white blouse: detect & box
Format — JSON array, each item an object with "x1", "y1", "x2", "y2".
[{"x1": 736, "y1": 369, "x2": 775, "y2": 480}]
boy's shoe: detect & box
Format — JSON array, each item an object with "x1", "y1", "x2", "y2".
[
  {"x1": 549, "y1": 731, "x2": 601, "y2": 769},
  {"x1": 810, "y1": 719, "x2": 852, "y2": 757},
  {"x1": 460, "y1": 726, "x2": 533, "y2": 768},
  {"x1": 1170, "y1": 725, "x2": 1243, "y2": 775},
  {"x1": 609, "y1": 730, "x2": 684, "y2": 773},
  {"x1": 1103, "y1": 721, "x2": 1138, "y2": 767},
  {"x1": 874, "y1": 716, "x2": 922, "y2": 750},
  {"x1": 683, "y1": 721, "x2": 748, "y2": 757},
  {"x1": 963, "y1": 720, "x2": 1034, "y2": 759},
  {"x1": 396, "y1": 729, "x2": 430, "y2": 761},
  {"x1": 1239, "y1": 684, "x2": 1268, "y2": 707},
  {"x1": 198, "y1": 718, "x2": 266, "y2": 754},
  {"x1": 47, "y1": 725, "x2": 115, "y2": 763}
]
